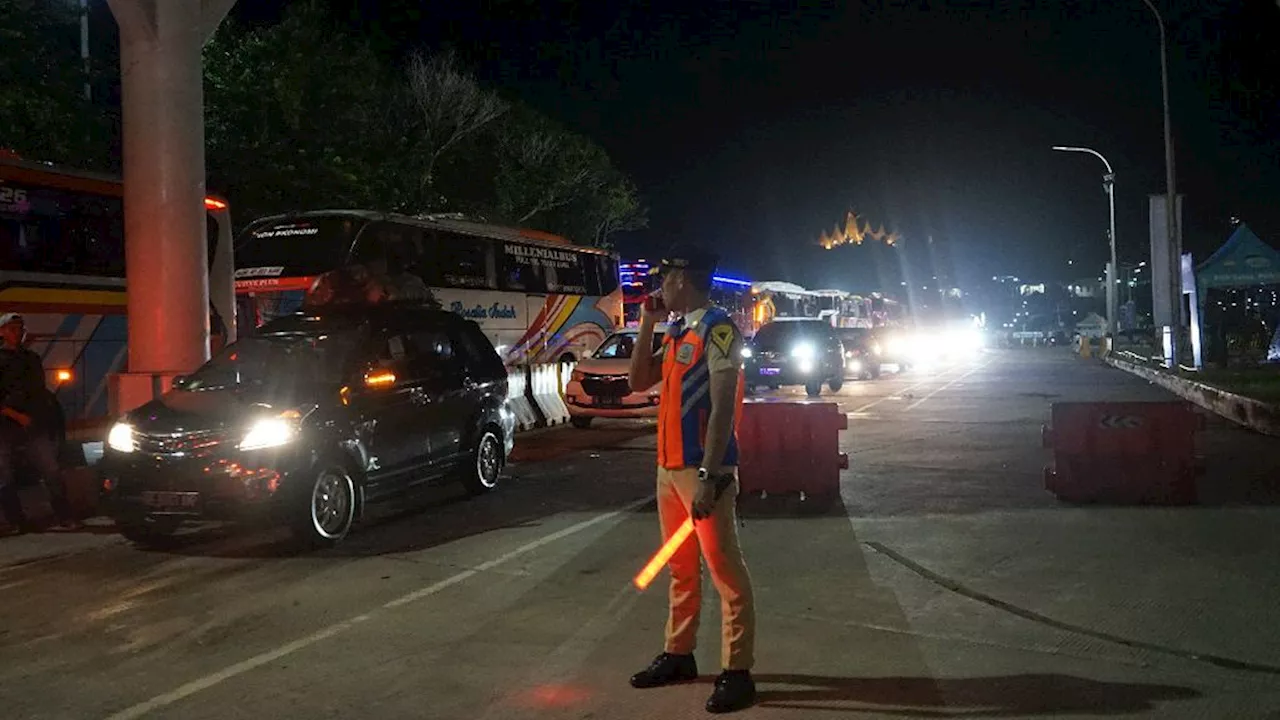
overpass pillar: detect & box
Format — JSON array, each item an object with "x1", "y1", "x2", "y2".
[{"x1": 106, "y1": 0, "x2": 236, "y2": 416}]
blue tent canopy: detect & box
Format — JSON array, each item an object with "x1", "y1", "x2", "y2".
[{"x1": 1196, "y1": 224, "x2": 1280, "y2": 289}]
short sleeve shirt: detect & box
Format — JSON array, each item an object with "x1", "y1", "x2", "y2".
[{"x1": 669, "y1": 306, "x2": 743, "y2": 374}]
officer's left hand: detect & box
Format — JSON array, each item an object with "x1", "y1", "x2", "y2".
[{"x1": 691, "y1": 480, "x2": 718, "y2": 521}]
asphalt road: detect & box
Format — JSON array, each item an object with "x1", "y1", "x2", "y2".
[{"x1": 4, "y1": 349, "x2": 1280, "y2": 719}]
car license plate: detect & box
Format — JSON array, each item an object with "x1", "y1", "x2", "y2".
[
  {"x1": 140, "y1": 491, "x2": 200, "y2": 510},
  {"x1": 759, "y1": 367, "x2": 781, "y2": 376},
  {"x1": 595, "y1": 396, "x2": 622, "y2": 408}
]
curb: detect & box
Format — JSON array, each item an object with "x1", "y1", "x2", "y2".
[{"x1": 1105, "y1": 354, "x2": 1280, "y2": 437}]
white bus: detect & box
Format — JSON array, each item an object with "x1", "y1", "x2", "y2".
[
  {"x1": 233, "y1": 211, "x2": 623, "y2": 365},
  {"x1": 0, "y1": 153, "x2": 235, "y2": 430}
]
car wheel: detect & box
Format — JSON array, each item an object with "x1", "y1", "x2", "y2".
[
  {"x1": 828, "y1": 378, "x2": 844, "y2": 393},
  {"x1": 292, "y1": 462, "x2": 357, "y2": 548},
  {"x1": 462, "y1": 426, "x2": 504, "y2": 495},
  {"x1": 117, "y1": 516, "x2": 182, "y2": 547},
  {"x1": 805, "y1": 382, "x2": 822, "y2": 397},
  {"x1": 570, "y1": 416, "x2": 593, "y2": 429}
]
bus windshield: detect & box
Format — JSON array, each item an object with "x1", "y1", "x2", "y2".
[{"x1": 236, "y1": 216, "x2": 367, "y2": 276}]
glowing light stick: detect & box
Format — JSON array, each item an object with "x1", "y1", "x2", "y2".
[{"x1": 634, "y1": 518, "x2": 695, "y2": 590}]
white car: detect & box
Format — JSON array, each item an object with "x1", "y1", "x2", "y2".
[{"x1": 564, "y1": 325, "x2": 669, "y2": 428}]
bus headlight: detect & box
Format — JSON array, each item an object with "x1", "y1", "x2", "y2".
[{"x1": 107, "y1": 422, "x2": 135, "y2": 453}]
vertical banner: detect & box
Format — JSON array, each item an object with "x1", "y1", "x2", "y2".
[
  {"x1": 1148, "y1": 194, "x2": 1184, "y2": 328},
  {"x1": 1181, "y1": 252, "x2": 1202, "y2": 370}
]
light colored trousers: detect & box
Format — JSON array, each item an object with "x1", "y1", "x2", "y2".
[{"x1": 656, "y1": 466, "x2": 755, "y2": 671}]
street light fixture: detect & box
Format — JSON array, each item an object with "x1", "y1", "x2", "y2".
[
  {"x1": 1052, "y1": 145, "x2": 1118, "y2": 338},
  {"x1": 1140, "y1": 0, "x2": 1178, "y2": 365}
]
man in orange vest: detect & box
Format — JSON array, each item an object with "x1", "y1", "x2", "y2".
[{"x1": 628, "y1": 246, "x2": 756, "y2": 713}]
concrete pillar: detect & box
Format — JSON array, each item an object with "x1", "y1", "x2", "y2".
[{"x1": 107, "y1": 0, "x2": 237, "y2": 416}]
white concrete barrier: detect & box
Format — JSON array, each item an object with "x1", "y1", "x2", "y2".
[
  {"x1": 530, "y1": 363, "x2": 570, "y2": 426},
  {"x1": 506, "y1": 367, "x2": 540, "y2": 431}
]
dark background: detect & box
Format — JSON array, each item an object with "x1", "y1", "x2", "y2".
[{"x1": 93, "y1": 0, "x2": 1280, "y2": 296}]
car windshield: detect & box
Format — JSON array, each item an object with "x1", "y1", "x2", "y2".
[
  {"x1": 594, "y1": 332, "x2": 663, "y2": 359},
  {"x1": 182, "y1": 329, "x2": 362, "y2": 391},
  {"x1": 752, "y1": 321, "x2": 828, "y2": 351}
]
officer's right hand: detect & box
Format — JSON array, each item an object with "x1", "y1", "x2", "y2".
[{"x1": 640, "y1": 292, "x2": 667, "y2": 325}]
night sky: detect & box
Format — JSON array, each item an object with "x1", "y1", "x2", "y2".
[{"x1": 230, "y1": 0, "x2": 1280, "y2": 296}]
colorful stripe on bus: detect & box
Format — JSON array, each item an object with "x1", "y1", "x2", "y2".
[{"x1": 506, "y1": 293, "x2": 616, "y2": 364}]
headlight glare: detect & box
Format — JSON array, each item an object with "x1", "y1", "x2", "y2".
[
  {"x1": 239, "y1": 416, "x2": 298, "y2": 451},
  {"x1": 791, "y1": 343, "x2": 816, "y2": 360},
  {"x1": 107, "y1": 422, "x2": 135, "y2": 453}
]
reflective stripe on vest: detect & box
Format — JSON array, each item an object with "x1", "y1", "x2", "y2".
[{"x1": 657, "y1": 307, "x2": 745, "y2": 470}]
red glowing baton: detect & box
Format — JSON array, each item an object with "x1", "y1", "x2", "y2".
[{"x1": 634, "y1": 517, "x2": 695, "y2": 590}]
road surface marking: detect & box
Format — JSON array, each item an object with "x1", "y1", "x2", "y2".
[
  {"x1": 905, "y1": 361, "x2": 989, "y2": 410},
  {"x1": 849, "y1": 367, "x2": 962, "y2": 414},
  {"x1": 104, "y1": 495, "x2": 656, "y2": 720}
]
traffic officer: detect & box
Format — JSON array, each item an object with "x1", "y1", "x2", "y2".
[
  {"x1": 0, "y1": 313, "x2": 75, "y2": 533},
  {"x1": 627, "y1": 246, "x2": 756, "y2": 714}
]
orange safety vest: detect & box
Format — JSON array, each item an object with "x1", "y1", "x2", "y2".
[{"x1": 658, "y1": 306, "x2": 746, "y2": 470}]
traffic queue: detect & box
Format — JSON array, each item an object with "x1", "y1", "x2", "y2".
[{"x1": 564, "y1": 262, "x2": 985, "y2": 422}]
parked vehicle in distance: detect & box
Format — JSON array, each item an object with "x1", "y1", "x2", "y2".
[
  {"x1": 99, "y1": 301, "x2": 515, "y2": 548},
  {"x1": 834, "y1": 327, "x2": 883, "y2": 380},
  {"x1": 743, "y1": 318, "x2": 845, "y2": 397},
  {"x1": 563, "y1": 324, "x2": 669, "y2": 428}
]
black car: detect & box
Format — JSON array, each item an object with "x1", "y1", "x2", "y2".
[
  {"x1": 99, "y1": 302, "x2": 516, "y2": 548},
  {"x1": 834, "y1": 327, "x2": 883, "y2": 380},
  {"x1": 743, "y1": 319, "x2": 845, "y2": 397}
]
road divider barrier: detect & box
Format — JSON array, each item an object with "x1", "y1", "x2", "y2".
[
  {"x1": 737, "y1": 400, "x2": 848, "y2": 511},
  {"x1": 530, "y1": 363, "x2": 571, "y2": 427},
  {"x1": 1042, "y1": 401, "x2": 1204, "y2": 505},
  {"x1": 506, "y1": 367, "x2": 541, "y2": 431}
]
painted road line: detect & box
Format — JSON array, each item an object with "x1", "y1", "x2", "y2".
[
  {"x1": 849, "y1": 366, "x2": 963, "y2": 415},
  {"x1": 104, "y1": 495, "x2": 656, "y2": 720},
  {"x1": 905, "y1": 361, "x2": 990, "y2": 410}
]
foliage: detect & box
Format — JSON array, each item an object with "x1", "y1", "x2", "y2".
[
  {"x1": 204, "y1": 2, "x2": 410, "y2": 222},
  {"x1": 204, "y1": 1, "x2": 645, "y2": 245},
  {"x1": 0, "y1": 0, "x2": 111, "y2": 167}
]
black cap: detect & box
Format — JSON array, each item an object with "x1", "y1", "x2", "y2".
[{"x1": 653, "y1": 244, "x2": 719, "y2": 275}]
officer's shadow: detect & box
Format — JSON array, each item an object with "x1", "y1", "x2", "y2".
[{"x1": 751, "y1": 672, "x2": 1200, "y2": 717}]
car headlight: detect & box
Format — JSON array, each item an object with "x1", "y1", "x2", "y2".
[
  {"x1": 239, "y1": 413, "x2": 301, "y2": 451},
  {"x1": 570, "y1": 368, "x2": 586, "y2": 382},
  {"x1": 740, "y1": 347, "x2": 753, "y2": 359},
  {"x1": 791, "y1": 343, "x2": 816, "y2": 360},
  {"x1": 107, "y1": 422, "x2": 135, "y2": 453},
  {"x1": 847, "y1": 358, "x2": 863, "y2": 373}
]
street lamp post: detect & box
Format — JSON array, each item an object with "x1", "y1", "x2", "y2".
[
  {"x1": 1141, "y1": 0, "x2": 1178, "y2": 365},
  {"x1": 1053, "y1": 145, "x2": 1118, "y2": 338}
]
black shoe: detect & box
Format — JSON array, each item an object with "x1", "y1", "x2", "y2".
[
  {"x1": 629, "y1": 652, "x2": 698, "y2": 689},
  {"x1": 706, "y1": 670, "x2": 756, "y2": 713}
]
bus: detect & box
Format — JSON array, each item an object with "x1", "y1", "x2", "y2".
[
  {"x1": 232, "y1": 211, "x2": 622, "y2": 365},
  {"x1": 749, "y1": 282, "x2": 908, "y2": 332},
  {"x1": 0, "y1": 154, "x2": 235, "y2": 430},
  {"x1": 618, "y1": 259, "x2": 754, "y2": 335}
]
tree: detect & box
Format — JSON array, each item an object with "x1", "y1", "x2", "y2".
[
  {"x1": 490, "y1": 107, "x2": 647, "y2": 246},
  {"x1": 405, "y1": 49, "x2": 507, "y2": 205},
  {"x1": 0, "y1": 0, "x2": 111, "y2": 167},
  {"x1": 203, "y1": 2, "x2": 411, "y2": 220}
]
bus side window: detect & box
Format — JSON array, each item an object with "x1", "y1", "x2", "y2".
[
  {"x1": 426, "y1": 230, "x2": 496, "y2": 290},
  {"x1": 498, "y1": 241, "x2": 547, "y2": 293}
]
